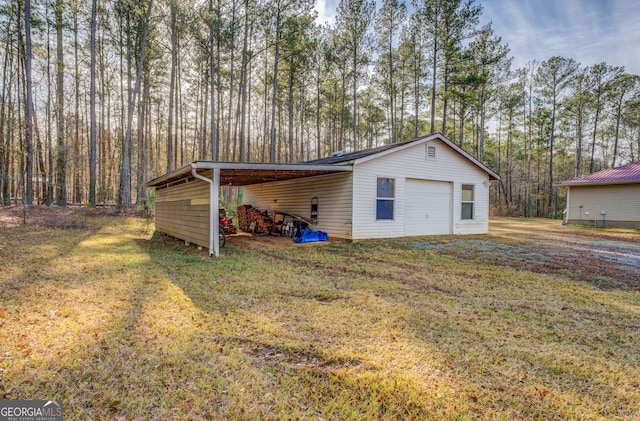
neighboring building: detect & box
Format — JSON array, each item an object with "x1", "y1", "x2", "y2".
[
  {"x1": 557, "y1": 161, "x2": 640, "y2": 228},
  {"x1": 145, "y1": 133, "x2": 499, "y2": 256}
]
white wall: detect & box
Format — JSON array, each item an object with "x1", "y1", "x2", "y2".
[
  {"x1": 567, "y1": 184, "x2": 640, "y2": 227},
  {"x1": 351, "y1": 138, "x2": 491, "y2": 239},
  {"x1": 243, "y1": 172, "x2": 354, "y2": 239}
]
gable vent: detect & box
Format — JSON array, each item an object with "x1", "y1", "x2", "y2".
[{"x1": 426, "y1": 145, "x2": 436, "y2": 160}]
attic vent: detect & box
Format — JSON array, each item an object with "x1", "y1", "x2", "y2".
[
  {"x1": 426, "y1": 145, "x2": 436, "y2": 160},
  {"x1": 332, "y1": 151, "x2": 344, "y2": 157}
]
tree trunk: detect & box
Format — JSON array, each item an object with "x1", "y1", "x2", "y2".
[
  {"x1": 89, "y1": 0, "x2": 97, "y2": 207},
  {"x1": 339, "y1": 69, "x2": 346, "y2": 152},
  {"x1": 478, "y1": 87, "x2": 486, "y2": 162},
  {"x1": 22, "y1": 0, "x2": 34, "y2": 205},
  {"x1": 226, "y1": 0, "x2": 237, "y2": 161},
  {"x1": 429, "y1": 35, "x2": 437, "y2": 135},
  {"x1": 167, "y1": 0, "x2": 177, "y2": 172},
  {"x1": 352, "y1": 48, "x2": 358, "y2": 150},
  {"x1": 73, "y1": 1, "x2": 81, "y2": 203},
  {"x1": 209, "y1": 0, "x2": 218, "y2": 160},
  {"x1": 269, "y1": 6, "x2": 281, "y2": 163},
  {"x1": 54, "y1": 0, "x2": 65, "y2": 205},
  {"x1": 118, "y1": 0, "x2": 153, "y2": 209},
  {"x1": 575, "y1": 106, "x2": 583, "y2": 177},
  {"x1": 238, "y1": 0, "x2": 250, "y2": 162},
  {"x1": 136, "y1": 77, "x2": 149, "y2": 205},
  {"x1": 288, "y1": 61, "x2": 294, "y2": 162},
  {"x1": 2, "y1": 16, "x2": 15, "y2": 205},
  {"x1": 589, "y1": 88, "x2": 602, "y2": 173},
  {"x1": 612, "y1": 97, "x2": 623, "y2": 168}
]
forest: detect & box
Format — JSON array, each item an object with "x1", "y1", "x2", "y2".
[{"x1": 1, "y1": 0, "x2": 639, "y2": 216}]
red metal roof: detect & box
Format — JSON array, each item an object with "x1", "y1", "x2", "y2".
[{"x1": 557, "y1": 161, "x2": 640, "y2": 186}]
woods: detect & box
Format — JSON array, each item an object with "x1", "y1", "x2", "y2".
[{"x1": 1, "y1": 0, "x2": 639, "y2": 215}]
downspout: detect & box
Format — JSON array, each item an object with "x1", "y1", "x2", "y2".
[
  {"x1": 564, "y1": 187, "x2": 570, "y2": 225},
  {"x1": 191, "y1": 166, "x2": 220, "y2": 257}
]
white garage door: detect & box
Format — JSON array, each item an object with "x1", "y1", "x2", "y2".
[{"x1": 404, "y1": 179, "x2": 452, "y2": 236}]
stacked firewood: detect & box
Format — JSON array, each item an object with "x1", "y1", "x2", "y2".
[{"x1": 236, "y1": 205, "x2": 273, "y2": 234}]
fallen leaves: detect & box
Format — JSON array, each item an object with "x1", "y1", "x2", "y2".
[{"x1": 0, "y1": 215, "x2": 638, "y2": 420}]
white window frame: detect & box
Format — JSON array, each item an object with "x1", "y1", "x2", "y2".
[
  {"x1": 376, "y1": 177, "x2": 395, "y2": 221},
  {"x1": 461, "y1": 184, "x2": 475, "y2": 220}
]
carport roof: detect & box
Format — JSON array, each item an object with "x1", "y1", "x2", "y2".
[{"x1": 144, "y1": 161, "x2": 352, "y2": 188}]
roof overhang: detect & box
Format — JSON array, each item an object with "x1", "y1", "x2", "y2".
[{"x1": 144, "y1": 161, "x2": 353, "y2": 188}]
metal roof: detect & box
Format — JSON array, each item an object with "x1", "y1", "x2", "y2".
[{"x1": 556, "y1": 161, "x2": 640, "y2": 186}]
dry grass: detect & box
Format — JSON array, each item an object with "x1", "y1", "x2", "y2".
[{"x1": 1, "y1": 215, "x2": 639, "y2": 420}]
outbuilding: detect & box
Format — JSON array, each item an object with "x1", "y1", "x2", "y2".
[
  {"x1": 557, "y1": 161, "x2": 640, "y2": 228},
  {"x1": 145, "y1": 133, "x2": 499, "y2": 256}
]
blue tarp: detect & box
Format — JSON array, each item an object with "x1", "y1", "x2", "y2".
[{"x1": 293, "y1": 227, "x2": 328, "y2": 243}]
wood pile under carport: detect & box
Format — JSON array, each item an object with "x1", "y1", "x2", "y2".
[{"x1": 237, "y1": 205, "x2": 273, "y2": 234}]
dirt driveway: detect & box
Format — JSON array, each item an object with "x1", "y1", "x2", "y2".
[{"x1": 408, "y1": 218, "x2": 640, "y2": 291}]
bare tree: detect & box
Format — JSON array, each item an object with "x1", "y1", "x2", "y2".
[
  {"x1": 54, "y1": 0, "x2": 66, "y2": 205},
  {"x1": 336, "y1": 0, "x2": 375, "y2": 151},
  {"x1": 24, "y1": 0, "x2": 35, "y2": 205},
  {"x1": 89, "y1": 0, "x2": 97, "y2": 207},
  {"x1": 535, "y1": 56, "x2": 577, "y2": 214},
  {"x1": 117, "y1": 0, "x2": 153, "y2": 209}
]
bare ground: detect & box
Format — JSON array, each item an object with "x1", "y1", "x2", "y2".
[{"x1": 405, "y1": 218, "x2": 640, "y2": 290}]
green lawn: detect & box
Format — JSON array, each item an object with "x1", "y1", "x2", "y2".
[{"x1": 1, "y1": 216, "x2": 639, "y2": 419}]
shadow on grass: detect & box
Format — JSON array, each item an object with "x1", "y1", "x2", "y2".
[
  {"x1": 0, "y1": 225, "x2": 95, "y2": 307},
  {"x1": 121, "y1": 228, "x2": 640, "y2": 419}
]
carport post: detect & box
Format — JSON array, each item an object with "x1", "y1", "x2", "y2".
[{"x1": 192, "y1": 166, "x2": 220, "y2": 257}]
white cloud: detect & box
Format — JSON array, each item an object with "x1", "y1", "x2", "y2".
[
  {"x1": 479, "y1": 0, "x2": 640, "y2": 74},
  {"x1": 314, "y1": 0, "x2": 337, "y2": 25}
]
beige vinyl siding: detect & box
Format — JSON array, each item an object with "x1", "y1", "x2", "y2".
[
  {"x1": 155, "y1": 178, "x2": 211, "y2": 248},
  {"x1": 352, "y1": 138, "x2": 490, "y2": 239},
  {"x1": 566, "y1": 184, "x2": 640, "y2": 228},
  {"x1": 243, "y1": 172, "x2": 353, "y2": 239}
]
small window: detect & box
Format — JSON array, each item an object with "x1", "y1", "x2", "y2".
[
  {"x1": 426, "y1": 145, "x2": 436, "y2": 160},
  {"x1": 376, "y1": 178, "x2": 394, "y2": 220},
  {"x1": 310, "y1": 197, "x2": 319, "y2": 224},
  {"x1": 461, "y1": 184, "x2": 474, "y2": 220}
]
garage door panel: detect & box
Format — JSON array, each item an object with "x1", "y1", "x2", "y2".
[{"x1": 404, "y1": 179, "x2": 452, "y2": 235}]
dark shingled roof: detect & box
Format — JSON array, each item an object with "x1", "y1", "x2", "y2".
[
  {"x1": 557, "y1": 162, "x2": 640, "y2": 186},
  {"x1": 304, "y1": 137, "x2": 422, "y2": 165}
]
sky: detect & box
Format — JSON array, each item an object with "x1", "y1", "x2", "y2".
[{"x1": 314, "y1": 0, "x2": 640, "y2": 75}]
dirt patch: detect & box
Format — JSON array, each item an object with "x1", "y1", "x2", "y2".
[
  {"x1": 227, "y1": 232, "x2": 332, "y2": 249},
  {"x1": 406, "y1": 218, "x2": 640, "y2": 290}
]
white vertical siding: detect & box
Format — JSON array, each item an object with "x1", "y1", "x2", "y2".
[
  {"x1": 566, "y1": 184, "x2": 640, "y2": 227},
  {"x1": 243, "y1": 172, "x2": 354, "y2": 239},
  {"x1": 351, "y1": 138, "x2": 490, "y2": 239}
]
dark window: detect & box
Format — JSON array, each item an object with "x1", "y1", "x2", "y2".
[
  {"x1": 376, "y1": 178, "x2": 395, "y2": 220},
  {"x1": 310, "y1": 197, "x2": 319, "y2": 224}
]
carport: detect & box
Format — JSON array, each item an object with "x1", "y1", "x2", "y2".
[{"x1": 145, "y1": 161, "x2": 352, "y2": 257}]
